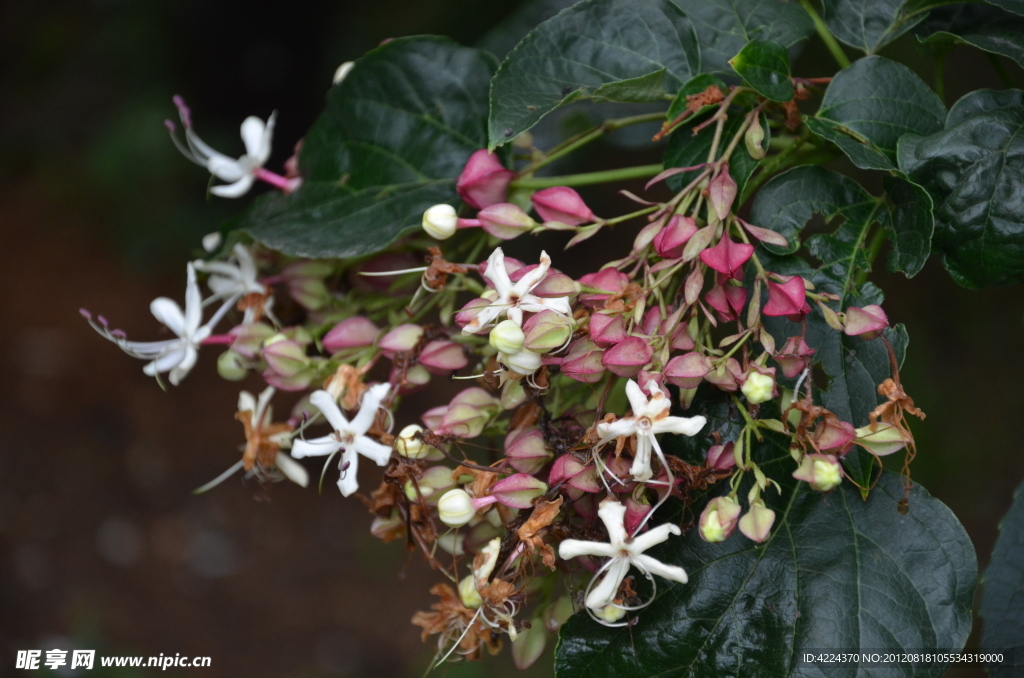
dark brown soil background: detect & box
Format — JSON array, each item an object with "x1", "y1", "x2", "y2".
[{"x1": 2, "y1": 2, "x2": 1023, "y2": 677}]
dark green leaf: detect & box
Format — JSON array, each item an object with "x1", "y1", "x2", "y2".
[
  {"x1": 729, "y1": 39, "x2": 794, "y2": 102},
  {"x1": 672, "y1": 0, "x2": 815, "y2": 76},
  {"x1": 487, "y1": 0, "x2": 700, "y2": 148},
  {"x1": 663, "y1": 111, "x2": 768, "y2": 200},
  {"x1": 476, "y1": 0, "x2": 578, "y2": 58},
  {"x1": 898, "y1": 88, "x2": 1024, "y2": 287},
  {"x1": 980, "y1": 478, "x2": 1024, "y2": 676},
  {"x1": 880, "y1": 175, "x2": 934, "y2": 278},
  {"x1": 238, "y1": 36, "x2": 495, "y2": 258},
  {"x1": 665, "y1": 73, "x2": 728, "y2": 121},
  {"x1": 238, "y1": 180, "x2": 454, "y2": 259},
  {"x1": 591, "y1": 69, "x2": 668, "y2": 103},
  {"x1": 557, "y1": 418, "x2": 976, "y2": 678},
  {"x1": 822, "y1": 0, "x2": 925, "y2": 53},
  {"x1": 811, "y1": 56, "x2": 945, "y2": 170},
  {"x1": 984, "y1": 0, "x2": 1024, "y2": 16},
  {"x1": 804, "y1": 118, "x2": 897, "y2": 170},
  {"x1": 916, "y1": 3, "x2": 1024, "y2": 71}
]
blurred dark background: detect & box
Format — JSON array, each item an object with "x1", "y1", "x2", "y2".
[{"x1": 1, "y1": 1, "x2": 1022, "y2": 676}]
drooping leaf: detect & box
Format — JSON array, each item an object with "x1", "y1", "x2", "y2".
[
  {"x1": 880, "y1": 175, "x2": 934, "y2": 278},
  {"x1": 980, "y1": 478, "x2": 1024, "y2": 677},
  {"x1": 821, "y1": 0, "x2": 925, "y2": 54},
  {"x1": 916, "y1": 3, "x2": 1024, "y2": 69},
  {"x1": 729, "y1": 39, "x2": 793, "y2": 102},
  {"x1": 556, "y1": 401, "x2": 976, "y2": 678},
  {"x1": 751, "y1": 166, "x2": 909, "y2": 489},
  {"x1": 810, "y1": 56, "x2": 946, "y2": 170},
  {"x1": 663, "y1": 110, "x2": 769, "y2": 200},
  {"x1": 672, "y1": 0, "x2": 815, "y2": 76},
  {"x1": 239, "y1": 36, "x2": 495, "y2": 258},
  {"x1": 487, "y1": 0, "x2": 700, "y2": 148},
  {"x1": 898, "y1": 88, "x2": 1024, "y2": 287}
]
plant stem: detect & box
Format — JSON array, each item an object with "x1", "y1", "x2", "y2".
[
  {"x1": 855, "y1": 226, "x2": 888, "y2": 286},
  {"x1": 518, "y1": 111, "x2": 666, "y2": 175},
  {"x1": 797, "y1": 0, "x2": 851, "y2": 69},
  {"x1": 933, "y1": 50, "x2": 946, "y2": 104},
  {"x1": 602, "y1": 204, "x2": 661, "y2": 226},
  {"x1": 511, "y1": 164, "x2": 663, "y2": 189}
]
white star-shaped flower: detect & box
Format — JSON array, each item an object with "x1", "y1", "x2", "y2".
[
  {"x1": 462, "y1": 247, "x2": 572, "y2": 334},
  {"x1": 558, "y1": 498, "x2": 688, "y2": 617},
  {"x1": 168, "y1": 96, "x2": 276, "y2": 198},
  {"x1": 193, "y1": 243, "x2": 265, "y2": 302},
  {"x1": 83, "y1": 263, "x2": 237, "y2": 385},
  {"x1": 291, "y1": 384, "x2": 393, "y2": 496},
  {"x1": 596, "y1": 379, "x2": 706, "y2": 483}
]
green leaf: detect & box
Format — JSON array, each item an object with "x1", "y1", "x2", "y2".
[
  {"x1": 980, "y1": 478, "x2": 1024, "y2": 676},
  {"x1": 985, "y1": 0, "x2": 1024, "y2": 16},
  {"x1": 729, "y1": 39, "x2": 793, "y2": 102},
  {"x1": 665, "y1": 73, "x2": 729, "y2": 122},
  {"x1": 591, "y1": 68, "x2": 668, "y2": 103},
  {"x1": 672, "y1": 0, "x2": 815, "y2": 76},
  {"x1": 238, "y1": 36, "x2": 495, "y2": 258},
  {"x1": 556, "y1": 410, "x2": 976, "y2": 678},
  {"x1": 811, "y1": 56, "x2": 946, "y2": 169},
  {"x1": 662, "y1": 110, "x2": 769, "y2": 199},
  {"x1": 238, "y1": 180, "x2": 454, "y2": 259},
  {"x1": 822, "y1": 0, "x2": 926, "y2": 53},
  {"x1": 898, "y1": 88, "x2": 1024, "y2": 287},
  {"x1": 880, "y1": 175, "x2": 934, "y2": 278},
  {"x1": 487, "y1": 0, "x2": 700, "y2": 148},
  {"x1": 916, "y1": 3, "x2": 1024, "y2": 70}
]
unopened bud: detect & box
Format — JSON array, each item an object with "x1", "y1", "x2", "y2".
[
  {"x1": 854, "y1": 423, "x2": 911, "y2": 456},
  {"x1": 489, "y1": 319, "x2": 526, "y2": 355},
  {"x1": 739, "y1": 499, "x2": 775, "y2": 543},
  {"x1": 459, "y1": 574, "x2": 483, "y2": 608},
  {"x1": 216, "y1": 350, "x2": 248, "y2": 381},
  {"x1": 438, "y1": 388, "x2": 499, "y2": 439},
  {"x1": 419, "y1": 339, "x2": 468, "y2": 373},
  {"x1": 844, "y1": 304, "x2": 888, "y2": 340},
  {"x1": 653, "y1": 215, "x2": 698, "y2": 259},
  {"x1": 522, "y1": 310, "x2": 574, "y2": 352},
  {"x1": 665, "y1": 352, "x2": 712, "y2": 389},
  {"x1": 422, "y1": 204, "x2": 458, "y2": 240},
  {"x1": 792, "y1": 453, "x2": 843, "y2": 492},
  {"x1": 708, "y1": 167, "x2": 738, "y2": 222},
  {"x1": 699, "y1": 495, "x2": 742, "y2": 542},
  {"x1": 561, "y1": 338, "x2": 606, "y2": 383},
  {"x1": 706, "y1": 442, "x2": 736, "y2": 471},
  {"x1": 323, "y1": 316, "x2": 380, "y2": 353},
  {"x1": 764, "y1": 276, "x2": 810, "y2": 320},
  {"x1": 500, "y1": 347, "x2": 543, "y2": 376},
  {"x1": 379, "y1": 324, "x2": 424, "y2": 356},
  {"x1": 404, "y1": 465, "x2": 456, "y2": 504},
  {"x1": 594, "y1": 604, "x2": 627, "y2": 623},
  {"x1": 457, "y1": 150, "x2": 515, "y2": 209},
  {"x1": 531, "y1": 186, "x2": 597, "y2": 226},
  {"x1": 281, "y1": 261, "x2": 333, "y2": 311},
  {"x1": 601, "y1": 336, "x2": 653, "y2": 378},
  {"x1": 263, "y1": 336, "x2": 310, "y2": 377},
  {"x1": 741, "y1": 369, "x2": 776, "y2": 404},
  {"x1": 395, "y1": 424, "x2": 427, "y2": 459},
  {"x1": 491, "y1": 473, "x2": 548, "y2": 509},
  {"x1": 438, "y1": 489, "x2": 476, "y2": 527},
  {"x1": 504, "y1": 427, "x2": 554, "y2": 474},
  {"x1": 744, "y1": 120, "x2": 766, "y2": 159},
  {"x1": 478, "y1": 203, "x2": 537, "y2": 240}
]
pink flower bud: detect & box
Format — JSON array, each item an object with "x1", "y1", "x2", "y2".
[
  {"x1": 229, "y1": 322, "x2": 275, "y2": 359},
  {"x1": 531, "y1": 186, "x2": 596, "y2": 226},
  {"x1": 437, "y1": 388, "x2": 499, "y2": 439},
  {"x1": 699, "y1": 495, "x2": 742, "y2": 542},
  {"x1": 421, "y1": 405, "x2": 448, "y2": 430},
  {"x1": 522, "y1": 310, "x2": 574, "y2": 353},
  {"x1": 708, "y1": 167, "x2": 738, "y2": 221},
  {"x1": 739, "y1": 499, "x2": 775, "y2": 543},
  {"x1": 812, "y1": 417, "x2": 855, "y2": 453},
  {"x1": 637, "y1": 370, "x2": 665, "y2": 393},
  {"x1": 549, "y1": 455, "x2": 601, "y2": 493},
  {"x1": 653, "y1": 215, "x2": 698, "y2": 259},
  {"x1": 456, "y1": 149, "x2": 515, "y2": 209},
  {"x1": 763, "y1": 276, "x2": 810, "y2": 320},
  {"x1": 561, "y1": 338, "x2": 606, "y2": 383},
  {"x1": 773, "y1": 335, "x2": 815, "y2": 379},
  {"x1": 854, "y1": 423, "x2": 912, "y2": 456},
  {"x1": 504, "y1": 427, "x2": 554, "y2": 475},
  {"x1": 665, "y1": 352, "x2": 712, "y2": 389},
  {"x1": 262, "y1": 337, "x2": 310, "y2": 377},
  {"x1": 281, "y1": 260, "x2": 333, "y2": 310},
  {"x1": 601, "y1": 336, "x2": 653, "y2": 378},
  {"x1": 322, "y1": 316, "x2": 380, "y2": 353},
  {"x1": 624, "y1": 496, "x2": 652, "y2": 535},
  {"x1": 738, "y1": 218, "x2": 789, "y2": 248},
  {"x1": 844, "y1": 305, "x2": 888, "y2": 340},
  {"x1": 573, "y1": 493, "x2": 600, "y2": 521},
  {"x1": 380, "y1": 324, "x2": 424, "y2": 356},
  {"x1": 491, "y1": 474, "x2": 548, "y2": 509},
  {"x1": 589, "y1": 312, "x2": 628, "y2": 347},
  {"x1": 706, "y1": 442, "x2": 736, "y2": 471},
  {"x1": 792, "y1": 454, "x2": 843, "y2": 492},
  {"x1": 641, "y1": 307, "x2": 662, "y2": 336},
  {"x1": 704, "y1": 357, "x2": 742, "y2": 391},
  {"x1": 705, "y1": 282, "x2": 747, "y2": 322},
  {"x1": 477, "y1": 203, "x2": 537, "y2": 240},
  {"x1": 700, "y1": 235, "x2": 753, "y2": 278},
  {"x1": 419, "y1": 339, "x2": 468, "y2": 374},
  {"x1": 633, "y1": 220, "x2": 663, "y2": 254},
  {"x1": 455, "y1": 298, "x2": 491, "y2": 329},
  {"x1": 507, "y1": 263, "x2": 578, "y2": 298},
  {"x1": 671, "y1": 324, "x2": 696, "y2": 351},
  {"x1": 578, "y1": 268, "x2": 630, "y2": 308},
  {"x1": 405, "y1": 465, "x2": 457, "y2": 504}
]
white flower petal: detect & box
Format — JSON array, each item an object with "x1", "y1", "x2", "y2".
[
  {"x1": 274, "y1": 452, "x2": 309, "y2": 487},
  {"x1": 142, "y1": 346, "x2": 186, "y2": 376},
  {"x1": 628, "y1": 522, "x2": 681, "y2": 554},
  {"x1": 653, "y1": 414, "x2": 707, "y2": 437},
  {"x1": 291, "y1": 436, "x2": 342, "y2": 459},
  {"x1": 596, "y1": 417, "x2": 638, "y2": 444},
  {"x1": 240, "y1": 116, "x2": 267, "y2": 160},
  {"x1": 349, "y1": 383, "x2": 390, "y2": 435},
  {"x1": 309, "y1": 390, "x2": 349, "y2": 432},
  {"x1": 183, "y1": 263, "x2": 204, "y2": 334},
  {"x1": 512, "y1": 250, "x2": 550, "y2": 295},
  {"x1": 520, "y1": 295, "x2": 571, "y2": 317},
  {"x1": 558, "y1": 539, "x2": 617, "y2": 560},
  {"x1": 483, "y1": 247, "x2": 513, "y2": 295},
  {"x1": 353, "y1": 436, "x2": 393, "y2": 466},
  {"x1": 337, "y1": 447, "x2": 360, "y2": 496},
  {"x1": 629, "y1": 435, "x2": 653, "y2": 482},
  {"x1": 585, "y1": 557, "x2": 631, "y2": 611},
  {"x1": 624, "y1": 379, "x2": 649, "y2": 417},
  {"x1": 168, "y1": 345, "x2": 198, "y2": 385},
  {"x1": 238, "y1": 391, "x2": 257, "y2": 414},
  {"x1": 210, "y1": 174, "x2": 256, "y2": 198},
  {"x1": 596, "y1": 499, "x2": 629, "y2": 546},
  {"x1": 150, "y1": 297, "x2": 187, "y2": 336},
  {"x1": 207, "y1": 154, "x2": 246, "y2": 182},
  {"x1": 633, "y1": 553, "x2": 687, "y2": 584}
]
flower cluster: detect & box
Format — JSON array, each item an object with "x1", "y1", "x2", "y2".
[{"x1": 83, "y1": 89, "x2": 923, "y2": 671}]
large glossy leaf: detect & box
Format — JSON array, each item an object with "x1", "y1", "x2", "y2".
[
  {"x1": 486, "y1": 0, "x2": 700, "y2": 149},
  {"x1": 880, "y1": 175, "x2": 934, "y2": 278},
  {"x1": 556, "y1": 402, "x2": 976, "y2": 678},
  {"x1": 672, "y1": 0, "x2": 815, "y2": 76},
  {"x1": 809, "y1": 56, "x2": 946, "y2": 171},
  {"x1": 750, "y1": 166, "x2": 909, "y2": 488},
  {"x1": 980, "y1": 478, "x2": 1024, "y2": 677},
  {"x1": 729, "y1": 39, "x2": 793, "y2": 102},
  {"x1": 821, "y1": 0, "x2": 925, "y2": 54},
  {"x1": 898, "y1": 89, "x2": 1024, "y2": 287},
  {"x1": 916, "y1": 4, "x2": 1024, "y2": 72},
  {"x1": 239, "y1": 36, "x2": 495, "y2": 258}
]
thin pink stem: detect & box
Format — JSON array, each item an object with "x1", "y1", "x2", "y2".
[
  {"x1": 254, "y1": 168, "x2": 299, "y2": 193},
  {"x1": 201, "y1": 334, "x2": 235, "y2": 345}
]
